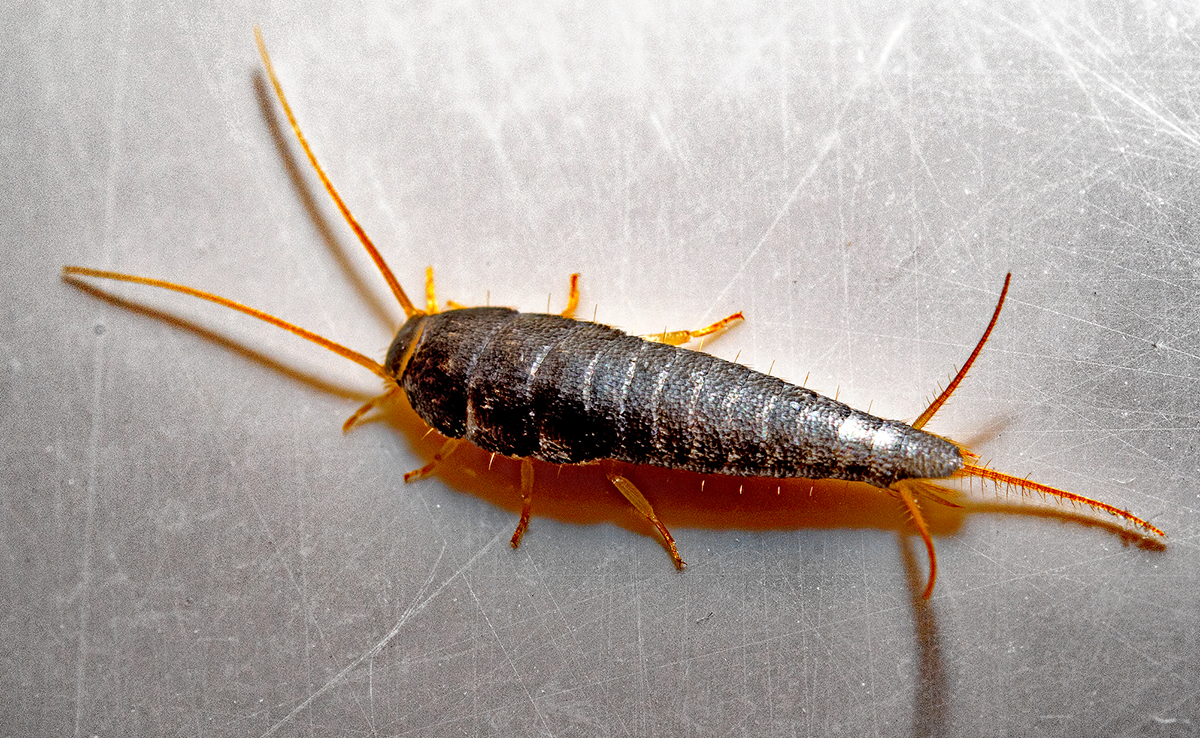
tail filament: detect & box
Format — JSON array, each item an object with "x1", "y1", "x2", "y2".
[{"x1": 957, "y1": 463, "x2": 1165, "y2": 538}]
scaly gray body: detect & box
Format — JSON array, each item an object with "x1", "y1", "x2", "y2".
[{"x1": 386, "y1": 307, "x2": 963, "y2": 488}]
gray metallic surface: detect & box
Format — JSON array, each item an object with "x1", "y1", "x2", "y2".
[{"x1": 8, "y1": 2, "x2": 1198, "y2": 736}]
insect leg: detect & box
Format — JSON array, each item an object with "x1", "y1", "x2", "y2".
[
  {"x1": 423, "y1": 266, "x2": 441, "y2": 313},
  {"x1": 342, "y1": 386, "x2": 402, "y2": 433},
  {"x1": 403, "y1": 437, "x2": 463, "y2": 483},
  {"x1": 560, "y1": 273, "x2": 580, "y2": 318},
  {"x1": 642, "y1": 312, "x2": 745, "y2": 347},
  {"x1": 606, "y1": 472, "x2": 685, "y2": 569},
  {"x1": 510, "y1": 458, "x2": 536, "y2": 549}
]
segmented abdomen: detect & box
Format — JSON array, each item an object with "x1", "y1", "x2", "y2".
[{"x1": 388, "y1": 307, "x2": 963, "y2": 488}]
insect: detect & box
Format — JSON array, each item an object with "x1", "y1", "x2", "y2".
[{"x1": 63, "y1": 29, "x2": 1166, "y2": 598}]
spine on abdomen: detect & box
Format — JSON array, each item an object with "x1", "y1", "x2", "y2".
[{"x1": 400, "y1": 309, "x2": 963, "y2": 488}]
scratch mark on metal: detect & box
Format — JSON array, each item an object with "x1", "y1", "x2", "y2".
[
  {"x1": 74, "y1": 9, "x2": 132, "y2": 736},
  {"x1": 998, "y1": 11, "x2": 1200, "y2": 150},
  {"x1": 708, "y1": 15, "x2": 910, "y2": 315},
  {"x1": 260, "y1": 532, "x2": 500, "y2": 738},
  {"x1": 461, "y1": 563, "x2": 558, "y2": 737}
]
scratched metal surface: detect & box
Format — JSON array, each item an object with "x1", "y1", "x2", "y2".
[{"x1": 6, "y1": 1, "x2": 1199, "y2": 736}]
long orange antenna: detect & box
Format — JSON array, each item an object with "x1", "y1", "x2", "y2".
[
  {"x1": 912, "y1": 273, "x2": 1011, "y2": 430},
  {"x1": 254, "y1": 27, "x2": 419, "y2": 319},
  {"x1": 62, "y1": 266, "x2": 389, "y2": 380},
  {"x1": 958, "y1": 463, "x2": 1165, "y2": 538}
]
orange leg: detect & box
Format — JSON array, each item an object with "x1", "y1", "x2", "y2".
[
  {"x1": 342, "y1": 386, "x2": 402, "y2": 433},
  {"x1": 560, "y1": 274, "x2": 581, "y2": 318},
  {"x1": 432, "y1": 270, "x2": 577, "y2": 316},
  {"x1": 404, "y1": 437, "x2": 463, "y2": 483},
  {"x1": 642, "y1": 312, "x2": 745, "y2": 347},
  {"x1": 423, "y1": 266, "x2": 440, "y2": 313},
  {"x1": 606, "y1": 472, "x2": 685, "y2": 569},
  {"x1": 510, "y1": 458, "x2": 536, "y2": 548}
]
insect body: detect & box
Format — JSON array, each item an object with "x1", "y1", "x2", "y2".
[
  {"x1": 391, "y1": 306, "x2": 961, "y2": 485},
  {"x1": 63, "y1": 30, "x2": 1165, "y2": 599}
]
